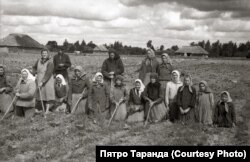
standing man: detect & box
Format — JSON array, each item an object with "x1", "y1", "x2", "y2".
[
  {"x1": 101, "y1": 49, "x2": 124, "y2": 90},
  {"x1": 53, "y1": 50, "x2": 72, "y2": 82}
]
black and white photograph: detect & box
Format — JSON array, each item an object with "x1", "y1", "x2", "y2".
[{"x1": 0, "y1": 0, "x2": 250, "y2": 161}]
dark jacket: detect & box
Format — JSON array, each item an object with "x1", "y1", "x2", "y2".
[
  {"x1": 53, "y1": 53, "x2": 71, "y2": 74},
  {"x1": 128, "y1": 88, "x2": 144, "y2": 105},
  {"x1": 68, "y1": 74, "x2": 90, "y2": 104},
  {"x1": 138, "y1": 57, "x2": 159, "y2": 81},
  {"x1": 213, "y1": 101, "x2": 236, "y2": 127},
  {"x1": 101, "y1": 53, "x2": 124, "y2": 80},
  {"x1": 177, "y1": 86, "x2": 196, "y2": 109},
  {"x1": 143, "y1": 82, "x2": 163, "y2": 104},
  {"x1": 88, "y1": 82, "x2": 110, "y2": 112},
  {"x1": 157, "y1": 63, "x2": 173, "y2": 81},
  {"x1": 0, "y1": 75, "x2": 12, "y2": 94}
]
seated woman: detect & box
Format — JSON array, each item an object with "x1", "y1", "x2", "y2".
[
  {"x1": 110, "y1": 75, "x2": 128, "y2": 121},
  {"x1": 88, "y1": 72, "x2": 110, "y2": 122},
  {"x1": 53, "y1": 74, "x2": 68, "y2": 113},
  {"x1": 143, "y1": 73, "x2": 167, "y2": 123},
  {"x1": 14, "y1": 69, "x2": 36, "y2": 118},
  {"x1": 126, "y1": 79, "x2": 145, "y2": 123},
  {"x1": 0, "y1": 64, "x2": 13, "y2": 114},
  {"x1": 68, "y1": 66, "x2": 90, "y2": 114}
]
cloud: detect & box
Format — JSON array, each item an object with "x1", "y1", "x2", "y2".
[{"x1": 2, "y1": 0, "x2": 137, "y2": 21}]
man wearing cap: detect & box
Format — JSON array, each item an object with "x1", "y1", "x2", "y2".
[
  {"x1": 53, "y1": 50, "x2": 72, "y2": 82},
  {"x1": 101, "y1": 49, "x2": 124, "y2": 89}
]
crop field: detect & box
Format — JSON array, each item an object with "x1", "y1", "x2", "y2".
[{"x1": 0, "y1": 53, "x2": 250, "y2": 162}]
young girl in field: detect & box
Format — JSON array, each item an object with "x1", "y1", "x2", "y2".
[
  {"x1": 165, "y1": 70, "x2": 183, "y2": 122},
  {"x1": 177, "y1": 75, "x2": 196, "y2": 125},
  {"x1": 88, "y1": 72, "x2": 110, "y2": 121},
  {"x1": 126, "y1": 79, "x2": 145, "y2": 123},
  {"x1": 0, "y1": 64, "x2": 13, "y2": 114},
  {"x1": 53, "y1": 74, "x2": 68, "y2": 113},
  {"x1": 196, "y1": 80, "x2": 214, "y2": 125},
  {"x1": 68, "y1": 66, "x2": 90, "y2": 114},
  {"x1": 143, "y1": 73, "x2": 167, "y2": 123},
  {"x1": 110, "y1": 75, "x2": 128, "y2": 121},
  {"x1": 213, "y1": 91, "x2": 236, "y2": 128},
  {"x1": 14, "y1": 69, "x2": 36, "y2": 117}
]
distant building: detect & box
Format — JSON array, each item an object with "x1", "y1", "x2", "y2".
[
  {"x1": 93, "y1": 45, "x2": 108, "y2": 55},
  {"x1": 0, "y1": 33, "x2": 45, "y2": 54},
  {"x1": 175, "y1": 46, "x2": 209, "y2": 57}
]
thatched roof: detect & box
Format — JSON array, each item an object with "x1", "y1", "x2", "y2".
[
  {"x1": 0, "y1": 33, "x2": 44, "y2": 49},
  {"x1": 93, "y1": 45, "x2": 108, "y2": 52},
  {"x1": 176, "y1": 46, "x2": 209, "y2": 55}
]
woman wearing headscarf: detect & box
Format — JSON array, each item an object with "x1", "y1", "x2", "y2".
[
  {"x1": 88, "y1": 72, "x2": 110, "y2": 121},
  {"x1": 165, "y1": 70, "x2": 183, "y2": 122},
  {"x1": 53, "y1": 74, "x2": 68, "y2": 113},
  {"x1": 176, "y1": 74, "x2": 196, "y2": 124},
  {"x1": 101, "y1": 49, "x2": 124, "y2": 90},
  {"x1": 137, "y1": 48, "x2": 160, "y2": 85},
  {"x1": 126, "y1": 79, "x2": 145, "y2": 123},
  {"x1": 0, "y1": 64, "x2": 13, "y2": 114},
  {"x1": 213, "y1": 91, "x2": 236, "y2": 128},
  {"x1": 14, "y1": 69, "x2": 36, "y2": 117},
  {"x1": 157, "y1": 53, "x2": 173, "y2": 89},
  {"x1": 110, "y1": 75, "x2": 128, "y2": 121},
  {"x1": 68, "y1": 66, "x2": 90, "y2": 114},
  {"x1": 143, "y1": 73, "x2": 167, "y2": 123},
  {"x1": 196, "y1": 80, "x2": 214, "y2": 125},
  {"x1": 33, "y1": 49, "x2": 55, "y2": 114}
]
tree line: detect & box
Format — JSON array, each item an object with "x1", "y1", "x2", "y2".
[{"x1": 46, "y1": 39, "x2": 250, "y2": 57}]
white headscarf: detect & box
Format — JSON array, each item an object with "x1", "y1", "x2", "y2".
[
  {"x1": 219, "y1": 91, "x2": 233, "y2": 113},
  {"x1": 171, "y1": 70, "x2": 181, "y2": 84},
  {"x1": 56, "y1": 74, "x2": 67, "y2": 86},
  {"x1": 92, "y1": 72, "x2": 104, "y2": 84},
  {"x1": 135, "y1": 79, "x2": 145, "y2": 97},
  {"x1": 161, "y1": 53, "x2": 173, "y2": 65},
  {"x1": 21, "y1": 69, "x2": 36, "y2": 81}
]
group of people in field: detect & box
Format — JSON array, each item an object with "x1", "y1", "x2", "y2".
[{"x1": 0, "y1": 48, "x2": 236, "y2": 128}]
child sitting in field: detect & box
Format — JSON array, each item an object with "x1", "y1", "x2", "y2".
[
  {"x1": 126, "y1": 79, "x2": 145, "y2": 123},
  {"x1": 53, "y1": 74, "x2": 68, "y2": 113},
  {"x1": 110, "y1": 75, "x2": 128, "y2": 121},
  {"x1": 196, "y1": 80, "x2": 214, "y2": 125},
  {"x1": 213, "y1": 91, "x2": 236, "y2": 128},
  {"x1": 177, "y1": 75, "x2": 196, "y2": 125}
]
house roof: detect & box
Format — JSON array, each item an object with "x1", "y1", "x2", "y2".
[
  {"x1": 175, "y1": 46, "x2": 209, "y2": 55},
  {"x1": 0, "y1": 33, "x2": 44, "y2": 49},
  {"x1": 93, "y1": 45, "x2": 108, "y2": 52}
]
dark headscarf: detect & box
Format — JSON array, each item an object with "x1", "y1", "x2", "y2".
[{"x1": 108, "y1": 48, "x2": 120, "y2": 60}]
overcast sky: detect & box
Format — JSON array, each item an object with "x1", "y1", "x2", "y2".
[{"x1": 1, "y1": 0, "x2": 250, "y2": 48}]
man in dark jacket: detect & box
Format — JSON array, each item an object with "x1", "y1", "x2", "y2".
[
  {"x1": 101, "y1": 49, "x2": 124, "y2": 88},
  {"x1": 53, "y1": 50, "x2": 71, "y2": 82}
]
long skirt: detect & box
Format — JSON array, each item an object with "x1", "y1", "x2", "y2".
[
  {"x1": 110, "y1": 103, "x2": 127, "y2": 121},
  {"x1": 127, "y1": 105, "x2": 144, "y2": 123},
  {"x1": 0, "y1": 93, "x2": 13, "y2": 113},
  {"x1": 147, "y1": 102, "x2": 167, "y2": 122},
  {"x1": 143, "y1": 73, "x2": 151, "y2": 86},
  {"x1": 72, "y1": 93, "x2": 87, "y2": 114},
  {"x1": 169, "y1": 100, "x2": 180, "y2": 122},
  {"x1": 180, "y1": 108, "x2": 195, "y2": 124}
]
